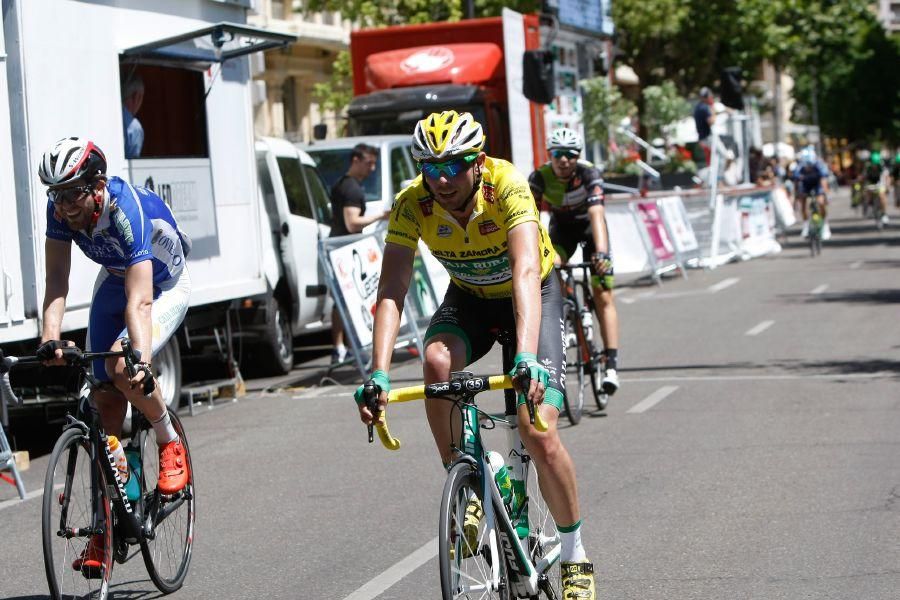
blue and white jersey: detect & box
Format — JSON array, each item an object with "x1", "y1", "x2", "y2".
[
  {"x1": 792, "y1": 160, "x2": 829, "y2": 187},
  {"x1": 46, "y1": 176, "x2": 189, "y2": 286}
]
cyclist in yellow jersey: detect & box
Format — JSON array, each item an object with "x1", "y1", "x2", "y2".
[{"x1": 354, "y1": 111, "x2": 596, "y2": 599}]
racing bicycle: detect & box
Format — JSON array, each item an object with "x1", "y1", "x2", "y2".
[
  {"x1": 362, "y1": 337, "x2": 561, "y2": 599},
  {"x1": 808, "y1": 199, "x2": 824, "y2": 257},
  {"x1": 0, "y1": 341, "x2": 195, "y2": 600},
  {"x1": 557, "y1": 263, "x2": 609, "y2": 423}
]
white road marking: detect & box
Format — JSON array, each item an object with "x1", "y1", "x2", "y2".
[
  {"x1": 0, "y1": 484, "x2": 62, "y2": 512},
  {"x1": 708, "y1": 277, "x2": 739, "y2": 293},
  {"x1": 627, "y1": 385, "x2": 679, "y2": 414},
  {"x1": 810, "y1": 284, "x2": 829, "y2": 295},
  {"x1": 850, "y1": 260, "x2": 863, "y2": 269},
  {"x1": 342, "y1": 537, "x2": 437, "y2": 600},
  {"x1": 745, "y1": 320, "x2": 775, "y2": 336}
]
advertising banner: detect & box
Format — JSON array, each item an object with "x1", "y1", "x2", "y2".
[
  {"x1": 606, "y1": 203, "x2": 652, "y2": 276},
  {"x1": 636, "y1": 202, "x2": 676, "y2": 262},
  {"x1": 657, "y1": 196, "x2": 699, "y2": 253},
  {"x1": 328, "y1": 235, "x2": 405, "y2": 347}
]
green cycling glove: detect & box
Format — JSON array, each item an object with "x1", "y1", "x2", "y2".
[
  {"x1": 507, "y1": 352, "x2": 549, "y2": 400},
  {"x1": 354, "y1": 369, "x2": 391, "y2": 406}
]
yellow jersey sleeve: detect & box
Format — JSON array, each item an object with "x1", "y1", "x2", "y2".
[{"x1": 384, "y1": 178, "x2": 424, "y2": 251}]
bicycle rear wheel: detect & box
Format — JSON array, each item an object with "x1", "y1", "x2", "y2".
[
  {"x1": 524, "y1": 459, "x2": 561, "y2": 599},
  {"x1": 562, "y1": 302, "x2": 585, "y2": 426},
  {"x1": 42, "y1": 427, "x2": 114, "y2": 600},
  {"x1": 439, "y1": 461, "x2": 510, "y2": 600},
  {"x1": 139, "y1": 410, "x2": 195, "y2": 593}
]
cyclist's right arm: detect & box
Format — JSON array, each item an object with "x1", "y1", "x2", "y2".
[
  {"x1": 40, "y1": 238, "x2": 73, "y2": 364},
  {"x1": 357, "y1": 242, "x2": 415, "y2": 425}
]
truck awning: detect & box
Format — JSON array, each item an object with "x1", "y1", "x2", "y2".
[
  {"x1": 364, "y1": 43, "x2": 503, "y2": 92},
  {"x1": 347, "y1": 84, "x2": 485, "y2": 118},
  {"x1": 122, "y1": 22, "x2": 296, "y2": 69}
]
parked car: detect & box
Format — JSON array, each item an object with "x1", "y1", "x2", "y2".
[
  {"x1": 298, "y1": 135, "x2": 417, "y2": 212},
  {"x1": 248, "y1": 137, "x2": 334, "y2": 376}
]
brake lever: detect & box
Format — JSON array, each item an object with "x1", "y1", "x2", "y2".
[
  {"x1": 515, "y1": 361, "x2": 537, "y2": 426},
  {"x1": 363, "y1": 381, "x2": 379, "y2": 443}
]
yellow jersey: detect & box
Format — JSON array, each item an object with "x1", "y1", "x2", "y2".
[{"x1": 385, "y1": 156, "x2": 555, "y2": 299}]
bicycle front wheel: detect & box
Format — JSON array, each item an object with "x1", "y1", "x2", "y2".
[
  {"x1": 562, "y1": 302, "x2": 585, "y2": 426},
  {"x1": 42, "y1": 427, "x2": 114, "y2": 600},
  {"x1": 139, "y1": 410, "x2": 195, "y2": 593},
  {"x1": 524, "y1": 459, "x2": 561, "y2": 599},
  {"x1": 439, "y1": 462, "x2": 510, "y2": 600}
]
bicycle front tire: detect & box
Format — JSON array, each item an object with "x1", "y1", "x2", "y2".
[
  {"x1": 439, "y1": 461, "x2": 511, "y2": 600},
  {"x1": 562, "y1": 301, "x2": 585, "y2": 425},
  {"x1": 42, "y1": 426, "x2": 114, "y2": 600},
  {"x1": 140, "y1": 409, "x2": 195, "y2": 593}
]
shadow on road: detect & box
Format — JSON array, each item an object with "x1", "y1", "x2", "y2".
[
  {"x1": 624, "y1": 358, "x2": 900, "y2": 377},
  {"x1": 778, "y1": 288, "x2": 900, "y2": 305}
]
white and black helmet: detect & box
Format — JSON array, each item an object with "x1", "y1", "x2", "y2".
[
  {"x1": 38, "y1": 137, "x2": 107, "y2": 190},
  {"x1": 547, "y1": 128, "x2": 583, "y2": 152}
]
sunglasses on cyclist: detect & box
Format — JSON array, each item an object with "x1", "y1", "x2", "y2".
[
  {"x1": 419, "y1": 154, "x2": 478, "y2": 180},
  {"x1": 551, "y1": 149, "x2": 580, "y2": 160},
  {"x1": 48, "y1": 185, "x2": 93, "y2": 206}
]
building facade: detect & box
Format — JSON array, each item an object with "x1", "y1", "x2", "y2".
[{"x1": 249, "y1": 0, "x2": 350, "y2": 141}]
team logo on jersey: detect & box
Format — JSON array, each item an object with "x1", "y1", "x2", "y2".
[
  {"x1": 437, "y1": 224, "x2": 452, "y2": 237},
  {"x1": 419, "y1": 197, "x2": 434, "y2": 216},
  {"x1": 478, "y1": 220, "x2": 500, "y2": 235},
  {"x1": 571, "y1": 176, "x2": 582, "y2": 189},
  {"x1": 482, "y1": 182, "x2": 495, "y2": 204},
  {"x1": 109, "y1": 202, "x2": 134, "y2": 246}
]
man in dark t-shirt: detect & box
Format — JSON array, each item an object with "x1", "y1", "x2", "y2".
[
  {"x1": 693, "y1": 87, "x2": 716, "y2": 166},
  {"x1": 329, "y1": 143, "x2": 386, "y2": 362}
]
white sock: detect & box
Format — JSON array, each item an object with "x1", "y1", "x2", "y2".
[
  {"x1": 152, "y1": 411, "x2": 178, "y2": 445},
  {"x1": 559, "y1": 520, "x2": 587, "y2": 563}
]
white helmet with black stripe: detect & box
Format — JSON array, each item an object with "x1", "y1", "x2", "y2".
[
  {"x1": 38, "y1": 137, "x2": 107, "y2": 190},
  {"x1": 547, "y1": 127, "x2": 583, "y2": 152}
]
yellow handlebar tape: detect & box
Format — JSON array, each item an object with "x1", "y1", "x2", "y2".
[{"x1": 376, "y1": 375, "x2": 549, "y2": 450}]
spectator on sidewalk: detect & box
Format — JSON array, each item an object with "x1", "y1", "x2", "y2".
[
  {"x1": 693, "y1": 87, "x2": 716, "y2": 166},
  {"x1": 329, "y1": 143, "x2": 387, "y2": 364}
]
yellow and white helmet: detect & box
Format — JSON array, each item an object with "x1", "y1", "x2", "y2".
[{"x1": 412, "y1": 110, "x2": 485, "y2": 161}]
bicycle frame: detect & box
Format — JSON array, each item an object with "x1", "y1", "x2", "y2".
[
  {"x1": 463, "y1": 401, "x2": 561, "y2": 597},
  {"x1": 558, "y1": 264, "x2": 598, "y2": 367}
]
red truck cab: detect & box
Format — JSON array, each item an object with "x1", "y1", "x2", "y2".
[{"x1": 347, "y1": 14, "x2": 545, "y2": 168}]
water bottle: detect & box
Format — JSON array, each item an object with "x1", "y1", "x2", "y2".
[
  {"x1": 486, "y1": 451, "x2": 516, "y2": 514},
  {"x1": 581, "y1": 309, "x2": 594, "y2": 341},
  {"x1": 107, "y1": 436, "x2": 130, "y2": 487},
  {"x1": 124, "y1": 447, "x2": 142, "y2": 501}
]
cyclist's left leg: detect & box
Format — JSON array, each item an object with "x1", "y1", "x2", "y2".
[
  {"x1": 582, "y1": 224, "x2": 620, "y2": 394},
  {"x1": 513, "y1": 274, "x2": 596, "y2": 596},
  {"x1": 93, "y1": 270, "x2": 191, "y2": 493}
]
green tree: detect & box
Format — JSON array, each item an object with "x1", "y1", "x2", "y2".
[
  {"x1": 641, "y1": 82, "x2": 690, "y2": 143},
  {"x1": 301, "y1": 0, "x2": 540, "y2": 28},
  {"x1": 311, "y1": 49, "x2": 353, "y2": 115}
]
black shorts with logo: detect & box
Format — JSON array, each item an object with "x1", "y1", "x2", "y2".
[
  {"x1": 424, "y1": 275, "x2": 566, "y2": 411},
  {"x1": 549, "y1": 216, "x2": 615, "y2": 290}
]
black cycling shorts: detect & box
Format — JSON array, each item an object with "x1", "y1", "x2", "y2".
[
  {"x1": 424, "y1": 275, "x2": 566, "y2": 411},
  {"x1": 549, "y1": 216, "x2": 615, "y2": 290}
]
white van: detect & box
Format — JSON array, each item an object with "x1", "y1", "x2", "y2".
[
  {"x1": 298, "y1": 135, "x2": 417, "y2": 214},
  {"x1": 248, "y1": 138, "x2": 333, "y2": 375}
]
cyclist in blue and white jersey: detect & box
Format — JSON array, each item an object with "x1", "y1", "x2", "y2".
[
  {"x1": 792, "y1": 146, "x2": 831, "y2": 239},
  {"x1": 38, "y1": 138, "x2": 192, "y2": 571}
]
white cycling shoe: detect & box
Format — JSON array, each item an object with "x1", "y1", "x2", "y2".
[{"x1": 602, "y1": 368, "x2": 619, "y2": 395}]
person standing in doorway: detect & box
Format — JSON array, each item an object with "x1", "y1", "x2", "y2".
[
  {"x1": 329, "y1": 143, "x2": 387, "y2": 363},
  {"x1": 122, "y1": 73, "x2": 145, "y2": 159}
]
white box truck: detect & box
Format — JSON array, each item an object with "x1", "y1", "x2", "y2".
[{"x1": 0, "y1": 0, "x2": 314, "y2": 412}]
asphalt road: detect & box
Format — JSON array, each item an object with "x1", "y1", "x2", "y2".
[{"x1": 2, "y1": 189, "x2": 898, "y2": 599}]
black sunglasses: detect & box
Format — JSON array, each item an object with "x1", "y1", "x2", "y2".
[
  {"x1": 551, "y1": 149, "x2": 580, "y2": 160},
  {"x1": 48, "y1": 185, "x2": 93, "y2": 206}
]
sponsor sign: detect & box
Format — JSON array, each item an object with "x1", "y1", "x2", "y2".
[{"x1": 636, "y1": 202, "x2": 676, "y2": 261}]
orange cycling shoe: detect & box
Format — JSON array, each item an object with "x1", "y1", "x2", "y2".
[
  {"x1": 157, "y1": 439, "x2": 189, "y2": 494},
  {"x1": 72, "y1": 534, "x2": 106, "y2": 578}
]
